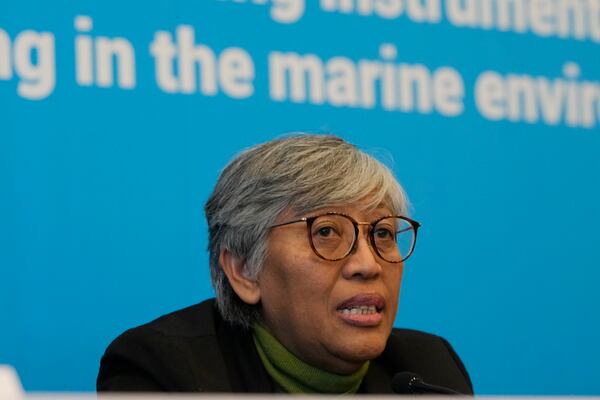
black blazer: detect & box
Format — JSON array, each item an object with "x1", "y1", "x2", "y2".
[{"x1": 97, "y1": 299, "x2": 473, "y2": 394}]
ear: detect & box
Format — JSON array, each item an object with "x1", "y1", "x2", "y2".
[{"x1": 219, "y1": 248, "x2": 261, "y2": 305}]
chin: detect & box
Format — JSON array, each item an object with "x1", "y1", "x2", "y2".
[{"x1": 333, "y1": 336, "x2": 387, "y2": 366}]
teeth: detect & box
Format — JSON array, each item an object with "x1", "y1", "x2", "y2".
[{"x1": 340, "y1": 306, "x2": 378, "y2": 315}]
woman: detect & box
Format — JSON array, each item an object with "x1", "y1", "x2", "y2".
[{"x1": 97, "y1": 134, "x2": 473, "y2": 394}]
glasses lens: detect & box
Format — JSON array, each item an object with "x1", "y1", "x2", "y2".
[
  {"x1": 310, "y1": 215, "x2": 355, "y2": 260},
  {"x1": 373, "y1": 217, "x2": 416, "y2": 262}
]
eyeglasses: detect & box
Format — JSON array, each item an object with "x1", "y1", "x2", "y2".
[{"x1": 270, "y1": 212, "x2": 420, "y2": 263}]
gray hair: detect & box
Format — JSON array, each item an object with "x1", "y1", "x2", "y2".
[{"x1": 204, "y1": 134, "x2": 409, "y2": 328}]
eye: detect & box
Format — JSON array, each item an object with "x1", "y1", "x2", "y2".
[
  {"x1": 312, "y1": 218, "x2": 345, "y2": 239},
  {"x1": 311, "y1": 215, "x2": 351, "y2": 242},
  {"x1": 315, "y1": 225, "x2": 337, "y2": 237},
  {"x1": 318, "y1": 227, "x2": 332, "y2": 236},
  {"x1": 374, "y1": 227, "x2": 395, "y2": 240}
]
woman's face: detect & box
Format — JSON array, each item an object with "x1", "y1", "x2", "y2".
[{"x1": 257, "y1": 201, "x2": 404, "y2": 374}]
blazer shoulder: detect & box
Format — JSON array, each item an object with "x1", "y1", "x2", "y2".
[
  {"x1": 390, "y1": 327, "x2": 440, "y2": 340},
  {"x1": 97, "y1": 299, "x2": 226, "y2": 392},
  {"x1": 134, "y1": 298, "x2": 218, "y2": 338},
  {"x1": 384, "y1": 328, "x2": 474, "y2": 394}
]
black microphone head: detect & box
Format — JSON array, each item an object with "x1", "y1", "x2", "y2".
[{"x1": 391, "y1": 371, "x2": 423, "y2": 394}]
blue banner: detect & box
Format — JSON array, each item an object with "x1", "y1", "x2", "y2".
[{"x1": 1, "y1": 0, "x2": 599, "y2": 394}]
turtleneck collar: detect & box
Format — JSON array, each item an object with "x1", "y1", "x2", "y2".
[{"x1": 252, "y1": 323, "x2": 370, "y2": 394}]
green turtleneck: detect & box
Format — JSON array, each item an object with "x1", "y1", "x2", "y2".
[{"x1": 252, "y1": 323, "x2": 370, "y2": 394}]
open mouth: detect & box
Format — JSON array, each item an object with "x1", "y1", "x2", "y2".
[
  {"x1": 338, "y1": 305, "x2": 382, "y2": 315},
  {"x1": 336, "y1": 294, "x2": 385, "y2": 326}
]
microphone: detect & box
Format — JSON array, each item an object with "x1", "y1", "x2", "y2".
[{"x1": 391, "y1": 372, "x2": 462, "y2": 395}]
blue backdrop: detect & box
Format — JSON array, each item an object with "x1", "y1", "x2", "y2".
[{"x1": 1, "y1": 0, "x2": 599, "y2": 394}]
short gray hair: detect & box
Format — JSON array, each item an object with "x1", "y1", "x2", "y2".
[{"x1": 204, "y1": 134, "x2": 409, "y2": 328}]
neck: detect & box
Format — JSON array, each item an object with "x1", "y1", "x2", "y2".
[{"x1": 252, "y1": 323, "x2": 370, "y2": 394}]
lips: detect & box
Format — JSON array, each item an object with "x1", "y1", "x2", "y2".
[{"x1": 336, "y1": 294, "x2": 385, "y2": 327}]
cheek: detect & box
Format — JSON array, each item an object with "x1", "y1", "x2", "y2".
[
  {"x1": 384, "y1": 265, "x2": 404, "y2": 315},
  {"x1": 393, "y1": 267, "x2": 404, "y2": 297},
  {"x1": 260, "y1": 253, "x2": 338, "y2": 324},
  {"x1": 259, "y1": 252, "x2": 306, "y2": 311}
]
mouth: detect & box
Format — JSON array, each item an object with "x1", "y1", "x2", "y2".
[{"x1": 336, "y1": 293, "x2": 385, "y2": 327}]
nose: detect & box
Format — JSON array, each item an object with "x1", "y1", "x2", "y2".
[{"x1": 341, "y1": 228, "x2": 382, "y2": 280}]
